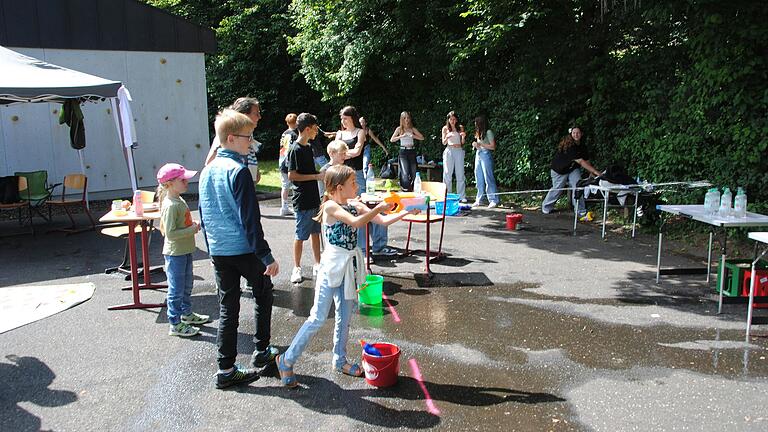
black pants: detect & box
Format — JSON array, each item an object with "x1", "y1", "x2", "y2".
[
  {"x1": 398, "y1": 148, "x2": 418, "y2": 191},
  {"x1": 211, "y1": 253, "x2": 274, "y2": 370}
]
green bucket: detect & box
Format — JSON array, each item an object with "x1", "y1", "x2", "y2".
[{"x1": 358, "y1": 274, "x2": 384, "y2": 305}]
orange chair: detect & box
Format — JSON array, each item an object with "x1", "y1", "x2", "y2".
[
  {"x1": 403, "y1": 181, "x2": 447, "y2": 277},
  {"x1": 48, "y1": 174, "x2": 95, "y2": 233},
  {"x1": 0, "y1": 176, "x2": 34, "y2": 236}
]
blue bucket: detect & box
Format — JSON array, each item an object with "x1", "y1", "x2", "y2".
[{"x1": 435, "y1": 193, "x2": 460, "y2": 216}]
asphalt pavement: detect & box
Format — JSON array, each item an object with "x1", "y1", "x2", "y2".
[{"x1": 1, "y1": 199, "x2": 767, "y2": 431}]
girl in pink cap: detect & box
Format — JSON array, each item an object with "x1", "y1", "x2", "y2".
[{"x1": 156, "y1": 163, "x2": 208, "y2": 337}]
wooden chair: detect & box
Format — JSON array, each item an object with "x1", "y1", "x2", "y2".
[
  {"x1": 0, "y1": 176, "x2": 34, "y2": 236},
  {"x1": 48, "y1": 173, "x2": 96, "y2": 233},
  {"x1": 403, "y1": 181, "x2": 448, "y2": 277},
  {"x1": 102, "y1": 190, "x2": 160, "y2": 279}
]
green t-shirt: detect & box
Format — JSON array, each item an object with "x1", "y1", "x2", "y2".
[{"x1": 159, "y1": 196, "x2": 196, "y2": 256}]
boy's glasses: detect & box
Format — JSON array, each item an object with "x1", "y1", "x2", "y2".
[{"x1": 232, "y1": 134, "x2": 255, "y2": 143}]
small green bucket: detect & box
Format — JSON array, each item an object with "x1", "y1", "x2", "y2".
[{"x1": 358, "y1": 274, "x2": 384, "y2": 305}]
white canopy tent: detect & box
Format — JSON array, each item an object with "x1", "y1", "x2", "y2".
[{"x1": 0, "y1": 45, "x2": 139, "y2": 191}]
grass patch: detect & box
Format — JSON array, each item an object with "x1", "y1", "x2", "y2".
[{"x1": 255, "y1": 159, "x2": 281, "y2": 193}]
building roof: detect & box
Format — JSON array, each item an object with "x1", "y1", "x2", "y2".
[{"x1": 0, "y1": 0, "x2": 216, "y2": 54}]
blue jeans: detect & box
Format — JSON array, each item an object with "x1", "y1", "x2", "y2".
[
  {"x1": 362, "y1": 146, "x2": 371, "y2": 177},
  {"x1": 474, "y1": 150, "x2": 498, "y2": 204},
  {"x1": 542, "y1": 168, "x2": 586, "y2": 216},
  {"x1": 354, "y1": 169, "x2": 387, "y2": 251},
  {"x1": 164, "y1": 253, "x2": 194, "y2": 325},
  {"x1": 283, "y1": 277, "x2": 355, "y2": 369}
]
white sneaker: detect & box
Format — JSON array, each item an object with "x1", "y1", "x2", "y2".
[
  {"x1": 312, "y1": 263, "x2": 321, "y2": 278},
  {"x1": 290, "y1": 266, "x2": 303, "y2": 283},
  {"x1": 280, "y1": 206, "x2": 293, "y2": 216},
  {"x1": 487, "y1": 202, "x2": 498, "y2": 209},
  {"x1": 471, "y1": 201, "x2": 481, "y2": 208}
]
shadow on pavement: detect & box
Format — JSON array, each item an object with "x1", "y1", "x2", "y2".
[
  {"x1": 233, "y1": 375, "x2": 564, "y2": 428},
  {"x1": 0, "y1": 355, "x2": 77, "y2": 432}
]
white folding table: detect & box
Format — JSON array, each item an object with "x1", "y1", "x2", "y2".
[
  {"x1": 573, "y1": 184, "x2": 644, "y2": 238},
  {"x1": 745, "y1": 232, "x2": 768, "y2": 341},
  {"x1": 655, "y1": 205, "x2": 768, "y2": 315}
]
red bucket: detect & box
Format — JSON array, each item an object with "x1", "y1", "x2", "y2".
[
  {"x1": 361, "y1": 342, "x2": 401, "y2": 387},
  {"x1": 506, "y1": 213, "x2": 523, "y2": 230}
]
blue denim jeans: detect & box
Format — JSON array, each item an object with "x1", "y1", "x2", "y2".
[
  {"x1": 355, "y1": 169, "x2": 387, "y2": 251},
  {"x1": 362, "y1": 146, "x2": 371, "y2": 177},
  {"x1": 474, "y1": 150, "x2": 499, "y2": 204},
  {"x1": 542, "y1": 168, "x2": 586, "y2": 216},
  {"x1": 283, "y1": 277, "x2": 355, "y2": 369},
  {"x1": 164, "y1": 253, "x2": 194, "y2": 325}
]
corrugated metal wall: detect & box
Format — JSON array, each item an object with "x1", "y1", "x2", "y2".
[{"x1": 0, "y1": 48, "x2": 210, "y2": 197}]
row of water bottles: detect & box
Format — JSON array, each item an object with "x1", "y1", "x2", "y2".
[{"x1": 704, "y1": 187, "x2": 747, "y2": 218}]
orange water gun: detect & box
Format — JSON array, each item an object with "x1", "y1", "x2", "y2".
[{"x1": 381, "y1": 192, "x2": 429, "y2": 213}]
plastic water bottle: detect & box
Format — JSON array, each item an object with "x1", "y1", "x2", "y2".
[
  {"x1": 133, "y1": 190, "x2": 144, "y2": 217},
  {"x1": 719, "y1": 187, "x2": 732, "y2": 218},
  {"x1": 365, "y1": 164, "x2": 375, "y2": 194},
  {"x1": 703, "y1": 189, "x2": 711, "y2": 212},
  {"x1": 360, "y1": 339, "x2": 382, "y2": 356},
  {"x1": 709, "y1": 188, "x2": 720, "y2": 215},
  {"x1": 734, "y1": 187, "x2": 747, "y2": 218},
  {"x1": 413, "y1": 172, "x2": 422, "y2": 195}
]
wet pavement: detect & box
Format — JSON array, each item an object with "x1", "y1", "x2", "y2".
[{"x1": 1, "y1": 201, "x2": 767, "y2": 431}]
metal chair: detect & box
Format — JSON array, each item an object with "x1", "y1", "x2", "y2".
[{"x1": 48, "y1": 173, "x2": 95, "y2": 233}]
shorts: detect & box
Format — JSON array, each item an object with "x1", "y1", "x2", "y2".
[{"x1": 295, "y1": 208, "x2": 321, "y2": 241}]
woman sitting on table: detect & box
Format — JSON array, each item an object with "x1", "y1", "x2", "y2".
[
  {"x1": 390, "y1": 111, "x2": 424, "y2": 191},
  {"x1": 541, "y1": 125, "x2": 601, "y2": 220}
]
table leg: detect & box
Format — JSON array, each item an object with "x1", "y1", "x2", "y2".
[
  {"x1": 425, "y1": 204, "x2": 432, "y2": 278},
  {"x1": 706, "y1": 231, "x2": 713, "y2": 284},
  {"x1": 717, "y1": 228, "x2": 728, "y2": 314},
  {"x1": 109, "y1": 220, "x2": 165, "y2": 310},
  {"x1": 656, "y1": 230, "x2": 663, "y2": 284},
  {"x1": 601, "y1": 191, "x2": 608, "y2": 239},
  {"x1": 365, "y1": 222, "x2": 371, "y2": 274},
  {"x1": 631, "y1": 191, "x2": 638, "y2": 238},
  {"x1": 139, "y1": 221, "x2": 167, "y2": 290}
]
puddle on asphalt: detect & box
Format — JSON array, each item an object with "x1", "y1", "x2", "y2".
[{"x1": 341, "y1": 280, "x2": 768, "y2": 430}]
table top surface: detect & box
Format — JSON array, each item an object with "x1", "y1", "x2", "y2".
[
  {"x1": 99, "y1": 208, "x2": 161, "y2": 223},
  {"x1": 657, "y1": 204, "x2": 768, "y2": 227},
  {"x1": 748, "y1": 232, "x2": 768, "y2": 243}
]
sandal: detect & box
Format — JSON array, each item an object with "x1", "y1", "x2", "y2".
[
  {"x1": 335, "y1": 363, "x2": 364, "y2": 378},
  {"x1": 276, "y1": 354, "x2": 298, "y2": 388}
]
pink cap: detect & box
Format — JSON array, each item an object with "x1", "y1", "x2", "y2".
[{"x1": 157, "y1": 163, "x2": 197, "y2": 184}]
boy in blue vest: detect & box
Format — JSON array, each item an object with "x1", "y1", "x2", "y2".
[{"x1": 199, "y1": 109, "x2": 280, "y2": 389}]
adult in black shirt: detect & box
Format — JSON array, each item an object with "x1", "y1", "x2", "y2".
[{"x1": 541, "y1": 126, "x2": 601, "y2": 217}]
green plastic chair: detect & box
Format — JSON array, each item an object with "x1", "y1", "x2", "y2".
[{"x1": 14, "y1": 170, "x2": 59, "y2": 221}]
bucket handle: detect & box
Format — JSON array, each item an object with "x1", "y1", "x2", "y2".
[{"x1": 356, "y1": 283, "x2": 369, "y2": 293}]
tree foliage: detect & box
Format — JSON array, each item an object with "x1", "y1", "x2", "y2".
[{"x1": 144, "y1": 0, "x2": 768, "y2": 207}]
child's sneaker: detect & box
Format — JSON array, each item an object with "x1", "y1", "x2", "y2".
[
  {"x1": 215, "y1": 366, "x2": 260, "y2": 389},
  {"x1": 312, "y1": 263, "x2": 321, "y2": 278},
  {"x1": 251, "y1": 345, "x2": 280, "y2": 368},
  {"x1": 181, "y1": 312, "x2": 210, "y2": 325},
  {"x1": 280, "y1": 206, "x2": 293, "y2": 216},
  {"x1": 290, "y1": 266, "x2": 303, "y2": 283},
  {"x1": 169, "y1": 322, "x2": 200, "y2": 337}
]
